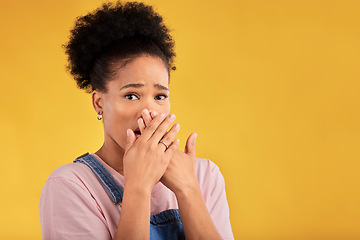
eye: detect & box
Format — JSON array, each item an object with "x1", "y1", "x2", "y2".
[
  {"x1": 125, "y1": 94, "x2": 139, "y2": 100},
  {"x1": 155, "y1": 94, "x2": 168, "y2": 100}
]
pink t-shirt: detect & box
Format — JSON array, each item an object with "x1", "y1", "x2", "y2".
[{"x1": 39, "y1": 153, "x2": 234, "y2": 239}]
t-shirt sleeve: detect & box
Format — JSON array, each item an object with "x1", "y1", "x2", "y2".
[
  {"x1": 197, "y1": 159, "x2": 234, "y2": 240},
  {"x1": 39, "y1": 176, "x2": 111, "y2": 240}
]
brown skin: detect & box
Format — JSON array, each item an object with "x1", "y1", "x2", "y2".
[
  {"x1": 92, "y1": 55, "x2": 172, "y2": 174},
  {"x1": 92, "y1": 55, "x2": 221, "y2": 239}
]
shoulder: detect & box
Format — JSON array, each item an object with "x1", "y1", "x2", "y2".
[
  {"x1": 39, "y1": 163, "x2": 113, "y2": 239},
  {"x1": 44, "y1": 162, "x2": 99, "y2": 192},
  {"x1": 40, "y1": 162, "x2": 111, "y2": 212},
  {"x1": 195, "y1": 158, "x2": 219, "y2": 171},
  {"x1": 195, "y1": 158, "x2": 223, "y2": 182},
  {"x1": 50, "y1": 162, "x2": 89, "y2": 177},
  {"x1": 195, "y1": 158, "x2": 225, "y2": 192},
  {"x1": 48, "y1": 162, "x2": 90, "y2": 179}
]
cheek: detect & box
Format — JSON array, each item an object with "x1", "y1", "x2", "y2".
[
  {"x1": 106, "y1": 105, "x2": 135, "y2": 129},
  {"x1": 152, "y1": 102, "x2": 170, "y2": 116},
  {"x1": 163, "y1": 102, "x2": 171, "y2": 115},
  {"x1": 103, "y1": 102, "x2": 137, "y2": 146}
]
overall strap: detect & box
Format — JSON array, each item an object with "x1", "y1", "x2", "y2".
[
  {"x1": 150, "y1": 209, "x2": 181, "y2": 225},
  {"x1": 74, "y1": 153, "x2": 123, "y2": 204}
]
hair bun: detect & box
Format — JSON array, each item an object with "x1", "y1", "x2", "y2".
[{"x1": 64, "y1": 1, "x2": 175, "y2": 92}]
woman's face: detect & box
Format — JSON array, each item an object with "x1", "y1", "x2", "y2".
[{"x1": 93, "y1": 55, "x2": 170, "y2": 150}]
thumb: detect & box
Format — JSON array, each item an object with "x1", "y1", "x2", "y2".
[
  {"x1": 125, "y1": 129, "x2": 136, "y2": 152},
  {"x1": 185, "y1": 132, "x2": 197, "y2": 156}
]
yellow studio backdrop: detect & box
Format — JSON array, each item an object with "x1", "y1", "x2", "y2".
[{"x1": 0, "y1": 0, "x2": 359, "y2": 239}]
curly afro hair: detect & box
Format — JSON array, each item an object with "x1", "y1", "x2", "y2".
[{"x1": 64, "y1": 1, "x2": 176, "y2": 93}]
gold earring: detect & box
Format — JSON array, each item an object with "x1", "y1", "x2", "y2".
[{"x1": 97, "y1": 113, "x2": 103, "y2": 120}]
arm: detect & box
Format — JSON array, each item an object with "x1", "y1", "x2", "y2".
[
  {"x1": 114, "y1": 183, "x2": 151, "y2": 239},
  {"x1": 176, "y1": 166, "x2": 234, "y2": 240},
  {"x1": 161, "y1": 139, "x2": 222, "y2": 240},
  {"x1": 176, "y1": 183, "x2": 222, "y2": 240}
]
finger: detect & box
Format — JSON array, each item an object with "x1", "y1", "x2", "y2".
[
  {"x1": 185, "y1": 132, "x2": 197, "y2": 156},
  {"x1": 141, "y1": 109, "x2": 152, "y2": 128},
  {"x1": 150, "y1": 111, "x2": 158, "y2": 119},
  {"x1": 138, "y1": 118, "x2": 146, "y2": 134},
  {"x1": 159, "y1": 140, "x2": 169, "y2": 151},
  {"x1": 139, "y1": 111, "x2": 157, "y2": 134},
  {"x1": 164, "y1": 139, "x2": 180, "y2": 157},
  {"x1": 125, "y1": 129, "x2": 136, "y2": 151},
  {"x1": 159, "y1": 123, "x2": 180, "y2": 149},
  {"x1": 149, "y1": 114, "x2": 176, "y2": 143},
  {"x1": 140, "y1": 113, "x2": 167, "y2": 141}
]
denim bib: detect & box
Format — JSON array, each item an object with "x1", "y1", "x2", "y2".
[{"x1": 74, "y1": 153, "x2": 185, "y2": 239}]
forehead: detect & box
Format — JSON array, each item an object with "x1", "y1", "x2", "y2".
[{"x1": 109, "y1": 55, "x2": 169, "y2": 90}]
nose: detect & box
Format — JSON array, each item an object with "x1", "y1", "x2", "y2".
[
  {"x1": 137, "y1": 96, "x2": 170, "y2": 119},
  {"x1": 139, "y1": 98, "x2": 159, "y2": 117}
]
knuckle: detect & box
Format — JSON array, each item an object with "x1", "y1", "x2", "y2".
[
  {"x1": 149, "y1": 143, "x2": 157, "y2": 150},
  {"x1": 169, "y1": 126, "x2": 179, "y2": 134},
  {"x1": 150, "y1": 117, "x2": 164, "y2": 127},
  {"x1": 168, "y1": 146, "x2": 176, "y2": 153},
  {"x1": 142, "y1": 143, "x2": 150, "y2": 152},
  {"x1": 167, "y1": 118, "x2": 175, "y2": 125},
  {"x1": 147, "y1": 124, "x2": 156, "y2": 131},
  {"x1": 155, "y1": 125, "x2": 167, "y2": 134},
  {"x1": 162, "y1": 135, "x2": 172, "y2": 143},
  {"x1": 155, "y1": 114, "x2": 166, "y2": 122}
]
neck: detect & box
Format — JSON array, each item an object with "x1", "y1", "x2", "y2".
[{"x1": 95, "y1": 136, "x2": 125, "y2": 175}]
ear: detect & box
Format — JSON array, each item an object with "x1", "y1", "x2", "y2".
[{"x1": 92, "y1": 90, "x2": 103, "y2": 114}]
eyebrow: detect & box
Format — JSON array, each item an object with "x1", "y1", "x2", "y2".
[
  {"x1": 120, "y1": 83, "x2": 144, "y2": 90},
  {"x1": 154, "y1": 84, "x2": 169, "y2": 91},
  {"x1": 120, "y1": 83, "x2": 169, "y2": 91}
]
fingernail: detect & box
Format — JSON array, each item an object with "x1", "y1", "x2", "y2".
[
  {"x1": 160, "y1": 113, "x2": 166, "y2": 118},
  {"x1": 152, "y1": 111, "x2": 158, "y2": 117},
  {"x1": 169, "y1": 114, "x2": 175, "y2": 120},
  {"x1": 127, "y1": 129, "x2": 130, "y2": 137}
]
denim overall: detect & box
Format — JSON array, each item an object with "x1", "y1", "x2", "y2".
[{"x1": 74, "y1": 153, "x2": 185, "y2": 239}]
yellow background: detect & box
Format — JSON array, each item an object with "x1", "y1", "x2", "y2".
[{"x1": 1, "y1": 0, "x2": 359, "y2": 239}]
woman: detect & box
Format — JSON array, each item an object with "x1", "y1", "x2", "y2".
[{"x1": 39, "y1": 2, "x2": 234, "y2": 239}]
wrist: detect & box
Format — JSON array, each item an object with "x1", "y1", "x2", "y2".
[
  {"x1": 124, "y1": 181, "x2": 152, "y2": 197},
  {"x1": 174, "y1": 177, "x2": 201, "y2": 200}
]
